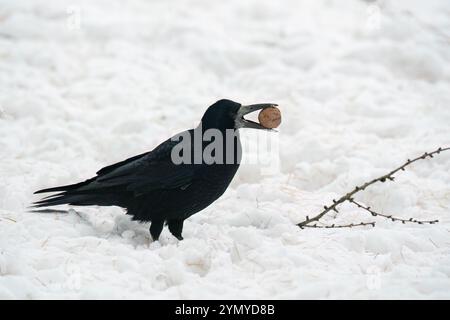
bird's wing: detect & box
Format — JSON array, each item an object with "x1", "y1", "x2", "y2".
[
  {"x1": 82, "y1": 137, "x2": 195, "y2": 196},
  {"x1": 96, "y1": 151, "x2": 151, "y2": 176}
]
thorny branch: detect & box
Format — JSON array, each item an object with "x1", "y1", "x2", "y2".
[{"x1": 297, "y1": 147, "x2": 450, "y2": 229}]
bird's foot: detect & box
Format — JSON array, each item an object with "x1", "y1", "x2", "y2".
[{"x1": 168, "y1": 219, "x2": 184, "y2": 241}]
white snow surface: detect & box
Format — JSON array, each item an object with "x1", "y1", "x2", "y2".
[{"x1": 1, "y1": 0, "x2": 450, "y2": 299}]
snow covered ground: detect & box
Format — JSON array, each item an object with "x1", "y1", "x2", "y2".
[{"x1": 1, "y1": 0, "x2": 450, "y2": 299}]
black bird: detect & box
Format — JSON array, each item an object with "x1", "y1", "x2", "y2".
[{"x1": 33, "y1": 99, "x2": 277, "y2": 241}]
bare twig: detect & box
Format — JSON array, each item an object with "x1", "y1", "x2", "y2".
[
  {"x1": 301, "y1": 221, "x2": 376, "y2": 229},
  {"x1": 350, "y1": 199, "x2": 439, "y2": 225},
  {"x1": 297, "y1": 147, "x2": 449, "y2": 229}
]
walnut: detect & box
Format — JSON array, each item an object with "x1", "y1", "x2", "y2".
[{"x1": 258, "y1": 107, "x2": 281, "y2": 129}]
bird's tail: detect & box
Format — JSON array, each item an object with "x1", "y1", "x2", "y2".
[
  {"x1": 34, "y1": 178, "x2": 94, "y2": 195},
  {"x1": 31, "y1": 192, "x2": 103, "y2": 208},
  {"x1": 31, "y1": 178, "x2": 113, "y2": 208}
]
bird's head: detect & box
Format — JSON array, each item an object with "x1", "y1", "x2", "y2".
[{"x1": 200, "y1": 99, "x2": 278, "y2": 131}]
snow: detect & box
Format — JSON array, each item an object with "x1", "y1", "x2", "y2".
[{"x1": 1, "y1": 0, "x2": 450, "y2": 299}]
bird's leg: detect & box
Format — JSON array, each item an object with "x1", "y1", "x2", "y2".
[
  {"x1": 168, "y1": 219, "x2": 184, "y2": 241},
  {"x1": 149, "y1": 219, "x2": 164, "y2": 241}
]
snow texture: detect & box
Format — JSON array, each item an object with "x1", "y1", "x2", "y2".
[{"x1": 1, "y1": 0, "x2": 450, "y2": 299}]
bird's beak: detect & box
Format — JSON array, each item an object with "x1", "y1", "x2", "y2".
[{"x1": 235, "y1": 103, "x2": 278, "y2": 130}]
